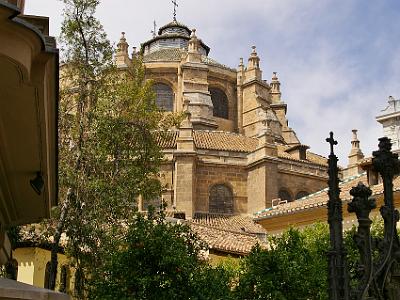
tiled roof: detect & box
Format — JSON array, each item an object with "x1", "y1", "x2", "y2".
[
  {"x1": 190, "y1": 222, "x2": 264, "y2": 255},
  {"x1": 192, "y1": 212, "x2": 266, "y2": 234},
  {"x1": 193, "y1": 131, "x2": 259, "y2": 153},
  {"x1": 155, "y1": 130, "x2": 178, "y2": 149},
  {"x1": 143, "y1": 48, "x2": 182, "y2": 62},
  {"x1": 155, "y1": 130, "x2": 328, "y2": 166},
  {"x1": 201, "y1": 56, "x2": 237, "y2": 72},
  {"x1": 143, "y1": 48, "x2": 235, "y2": 71},
  {"x1": 189, "y1": 213, "x2": 267, "y2": 255},
  {"x1": 254, "y1": 172, "x2": 400, "y2": 220}
]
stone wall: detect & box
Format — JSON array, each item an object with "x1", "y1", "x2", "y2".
[
  {"x1": 195, "y1": 163, "x2": 247, "y2": 214},
  {"x1": 277, "y1": 171, "x2": 327, "y2": 201}
]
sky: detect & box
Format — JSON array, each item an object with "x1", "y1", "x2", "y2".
[{"x1": 25, "y1": 0, "x2": 400, "y2": 164}]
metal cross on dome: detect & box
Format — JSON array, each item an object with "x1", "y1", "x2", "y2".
[
  {"x1": 151, "y1": 20, "x2": 157, "y2": 38},
  {"x1": 172, "y1": 0, "x2": 178, "y2": 21}
]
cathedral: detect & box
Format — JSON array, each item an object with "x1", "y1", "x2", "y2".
[{"x1": 115, "y1": 18, "x2": 329, "y2": 218}]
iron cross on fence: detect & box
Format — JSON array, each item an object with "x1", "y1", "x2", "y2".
[
  {"x1": 172, "y1": 0, "x2": 178, "y2": 21},
  {"x1": 326, "y1": 131, "x2": 338, "y2": 155}
]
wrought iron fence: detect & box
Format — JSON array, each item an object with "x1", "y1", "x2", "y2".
[{"x1": 327, "y1": 133, "x2": 400, "y2": 300}]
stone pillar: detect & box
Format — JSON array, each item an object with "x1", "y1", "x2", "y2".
[
  {"x1": 247, "y1": 130, "x2": 279, "y2": 212},
  {"x1": 343, "y1": 129, "x2": 364, "y2": 178},
  {"x1": 173, "y1": 102, "x2": 196, "y2": 218},
  {"x1": 241, "y1": 46, "x2": 273, "y2": 138},
  {"x1": 174, "y1": 155, "x2": 196, "y2": 219},
  {"x1": 180, "y1": 29, "x2": 217, "y2": 130},
  {"x1": 269, "y1": 72, "x2": 300, "y2": 145},
  {"x1": 237, "y1": 58, "x2": 245, "y2": 133},
  {"x1": 115, "y1": 32, "x2": 131, "y2": 68}
]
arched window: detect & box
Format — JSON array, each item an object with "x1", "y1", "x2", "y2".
[
  {"x1": 74, "y1": 267, "x2": 84, "y2": 297},
  {"x1": 153, "y1": 83, "x2": 173, "y2": 111},
  {"x1": 296, "y1": 191, "x2": 309, "y2": 200},
  {"x1": 209, "y1": 184, "x2": 234, "y2": 214},
  {"x1": 210, "y1": 88, "x2": 229, "y2": 119},
  {"x1": 59, "y1": 265, "x2": 69, "y2": 293},
  {"x1": 278, "y1": 189, "x2": 292, "y2": 202},
  {"x1": 44, "y1": 261, "x2": 51, "y2": 289}
]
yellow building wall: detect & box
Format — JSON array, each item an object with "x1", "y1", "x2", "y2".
[{"x1": 13, "y1": 247, "x2": 74, "y2": 294}]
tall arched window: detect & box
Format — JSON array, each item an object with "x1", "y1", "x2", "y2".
[
  {"x1": 209, "y1": 88, "x2": 229, "y2": 119},
  {"x1": 153, "y1": 83, "x2": 173, "y2": 111},
  {"x1": 296, "y1": 191, "x2": 309, "y2": 199},
  {"x1": 44, "y1": 261, "x2": 51, "y2": 289},
  {"x1": 278, "y1": 189, "x2": 292, "y2": 202},
  {"x1": 209, "y1": 184, "x2": 234, "y2": 214},
  {"x1": 59, "y1": 265, "x2": 69, "y2": 293}
]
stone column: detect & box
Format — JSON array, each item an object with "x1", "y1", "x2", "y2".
[
  {"x1": 173, "y1": 102, "x2": 197, "y2": 219},
  {"x1": 174, "y1": 154, "x2": 196, "y2": 219},
  {"x1": 247, "y1": 130, "x2": 279, "y2": 212},
  {"x1": 180, "y1": 29, "x2": 217, "y2": 130}
]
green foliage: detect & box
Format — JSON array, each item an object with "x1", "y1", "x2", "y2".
[
  {"x1": 6, "y1": 226, "x2": 21, "y2": 250},
  {"x1": 87, "y1": 211, "x2": 233, "y2": 300},
  {"x1": 234, "y1": 223, "x2": 330, "y2": 300}
]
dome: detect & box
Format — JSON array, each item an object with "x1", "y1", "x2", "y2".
[
  {"x1": 141, "y1": 20, "x2": 210, "y2": 56},
  {"x1": 158, "y1": 20, "x2": 191, "y2": 36}
]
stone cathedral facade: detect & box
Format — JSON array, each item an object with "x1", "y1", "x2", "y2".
[{"x1": 116, "y1": 20, "x2": 329, "y2": 219}]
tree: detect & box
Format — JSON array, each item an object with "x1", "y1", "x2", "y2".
[
  {"x1": 50, "y1": 0, "x2": 165, "y2": 295},
  {"x1": 87, "y1": 210, "x2": 234, "y2": 300},
  {"x1": 234, "y1": 223, "x2": 330, "y2": 300}
]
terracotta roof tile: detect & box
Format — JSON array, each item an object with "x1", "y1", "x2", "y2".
[
  {"x1": 193, "y1": 131, "x2": 258, "y2": 153},
  {"x1": 155, "y1": 130, "x2": 178, "y2": 149},
  {"x1": 189, "y1": 213, "x2": 267, "y2": 255},
  {"x1": 190, "y1": 222, "x2": 264, "y2": 255},
  {"x1": 143, "y1": 49, "x2": 235, "y2": 71},
  {"x1": 192, "y1": 212, "x2": 266, "y2": 234},
  {"x1": 143, "y1": 48, "x2": 182, "y2": 62}
]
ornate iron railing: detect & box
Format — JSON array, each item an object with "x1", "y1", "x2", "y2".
[{"x1": 327, "y1": 133, "x2": 400, "y2": 300}]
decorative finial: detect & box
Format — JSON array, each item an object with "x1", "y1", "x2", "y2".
[
  {"x1": 352, "y1": 129, "x2": 358, "y2": 142},
  {"x1": 172, "y1": 0, "x2": 179, "y2": 21},
  {"x1": 272, "y1": 72, "x2": 278, "y2": 80},
  {"x1": 191, "y1": 28, "x2": 197, "y2": 38},
  {"x1": 252, "y1": 45, "x2": 257, "y2": 54},
  {"x1": 239, "y1": 57, "x2": 244, "y2": 66},
  {"x1": 119, "y1": 32, "x2": 126, "y2": 43},
  {"x1": 326, "y1": 131, "x2": 338, "y2": 156},
  {"x1": 117, "y1": 32, "x2": 129, "y2": 54}
]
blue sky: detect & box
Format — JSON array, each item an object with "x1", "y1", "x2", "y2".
[{"x1": 25, "y1": 0, "x2": 400, "y2": 164}]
